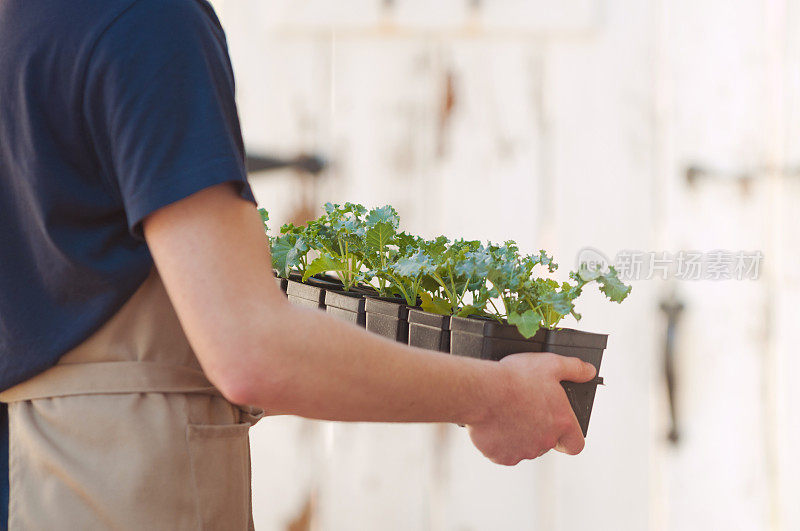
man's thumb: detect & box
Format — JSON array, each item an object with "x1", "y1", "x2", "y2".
[{"x1": 558, "y1": 357, "x2": 597, "y2": 383}]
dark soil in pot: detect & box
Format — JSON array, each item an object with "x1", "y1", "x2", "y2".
[
  {"x1": 324, "y1": 290, "x2": 367, "y2": 327},
  {"x1": 300, "y1": 274, "x2": 379, "y2": 295},
  {"x1": 365, "y1": 297, "x2": 414, "y2": 343},
  {"x1": 449, "y1": 316, "x2": 606, "y2": 437},
  {"x1": 350, "y1": 284, "x2": 379, "y2": 296},
  {"x1": 304, "y1": 274, "x2": 343, "y2": 291},
  {"x1": 407, "y1": 309, "x2": 451, "y2": 353}
]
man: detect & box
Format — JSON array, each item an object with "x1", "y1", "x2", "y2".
[{"x1": 0, "y1": 0, "x2": 595, "y2": 528}]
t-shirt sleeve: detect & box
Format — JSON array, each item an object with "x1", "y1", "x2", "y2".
[{"x1": 83, "y1": 0, "x2": 254, "y2": 240}]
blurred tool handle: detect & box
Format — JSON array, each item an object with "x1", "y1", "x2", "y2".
[
  {"x1": 660, "y1": 296, "x2": 684, "y2": 444},
  {"x1": 245, "y1": 153, "x2": 326, "y2": 175}
]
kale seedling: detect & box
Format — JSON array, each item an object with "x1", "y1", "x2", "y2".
[
  {"x1": 302, "y1": 202, "x2": 369, "y2": 291},
  {"x1": 259, "y1": 204, "x2": 631, "y2": 338},
  {"x1": 483, "y1": 242, "x2": 631, "y2": 338}
]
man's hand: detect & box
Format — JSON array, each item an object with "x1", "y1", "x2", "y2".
[{"x1": 468, "y1": 353, "x2": 596, "y2": 465}]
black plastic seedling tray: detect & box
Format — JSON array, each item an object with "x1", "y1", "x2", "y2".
[
  {"x1": 285, "y1": 273, "x2": 351, "y2": 310},
  {"x1": 449, "y1": 316, "x2": 607, "y2": 437}
]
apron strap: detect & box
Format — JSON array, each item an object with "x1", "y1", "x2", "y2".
[
  {"x1": 1, "y1": 361, "x2": 265, "y2": 427},
  {"x1": 0, "y1": 361, "x2": 220, "y2": 403}
]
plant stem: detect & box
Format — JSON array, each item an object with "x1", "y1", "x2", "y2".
[
  {"x1": 431, "y1": 272, "x2": 454, "y2": 304},
  {"x1": 447, "y1": 264, "x2": 458, "y2": 312}
]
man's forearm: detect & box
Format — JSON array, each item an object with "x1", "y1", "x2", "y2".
[
  {"x1": 143, "y1": 184, "x2": 503, "y2": 426},
  {"x1": 236, "y1": 301, "x2": 507, "y2": 426}
]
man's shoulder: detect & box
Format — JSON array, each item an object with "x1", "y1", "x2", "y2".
[
  {"x1": 90, "y1": 0, "x2": 225, "y2": 57},
  {"x1": 4, "y1": 0, "x2": 219, "y2": 46},
  {"x1": 106, "y1": 0, "x2": 222, "y2": 34}
]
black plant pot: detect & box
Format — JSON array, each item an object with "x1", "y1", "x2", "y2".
[
  {"x1": 544, "y1": 328, "x2": 607, "y2": 373},
  {"x1": 285, "y1": 272, "x2": 348, "y2": 309},
  {"x1": 325, "y1": 290, "x2": 367, "y2": 326},
  {"x1": 407, "y1": 309, "x2": 451, "y2": 353},
  {"x1": 449, "y1": 316, "x2": 547, "y2": 361},
  {"x1": 286, "y1": 279, "x2": 326, "y2": 309},
  {"x1": 275, "y1": 276, "x2": 288, "y2": 294},
  {"x1": 449, "y1": 316, "x2": 606, "y2": 437},
  {"x1": 271, "y1": 270, "x2": 288, "y2": 295},
  {"x1": 365, "y1": 297, "x2": 412, "y2": 342},
  {"x1": 543, "y1": 328, "x2": 607, "y2": 437}
]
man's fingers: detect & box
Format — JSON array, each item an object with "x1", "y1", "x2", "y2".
[
  {"x1": 554, "y1": 417, "x2": 585, "y2": 455},
  {"x1": 553, "y1": 355, "x2": 596, "y2": 383}
]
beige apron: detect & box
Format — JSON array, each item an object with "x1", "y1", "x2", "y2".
[{"x1": 0, "y1": 268, "x2": 263, "y2": 530}]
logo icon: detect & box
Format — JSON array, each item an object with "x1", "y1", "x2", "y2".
[{"x1": 576, "y1": 247, "x2": 610, "y2": 273}]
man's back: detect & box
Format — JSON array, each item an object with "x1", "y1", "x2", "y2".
[{"x1": 0, "y1": 0, "x2": 246, "y2": 390}]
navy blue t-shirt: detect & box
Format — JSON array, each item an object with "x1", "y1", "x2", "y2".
[{"x1": 0, "y1": 0, "x2": 254, "y2": 523}]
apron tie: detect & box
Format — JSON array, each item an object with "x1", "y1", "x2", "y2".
[
  {"x1": 0, "y1": 361, "x2": 264, "y2": 426},
  {"x1": 1, "y1": 361, "x2": 217, "y2": 402}
]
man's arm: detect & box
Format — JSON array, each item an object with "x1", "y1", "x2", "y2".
[{"x1": 143, "y1": 183, "x2": 595, "y2": 465}]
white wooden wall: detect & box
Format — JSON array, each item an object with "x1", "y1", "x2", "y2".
[{"x1": 208, "y1": 1, "x2": 800, "y2": 529}]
